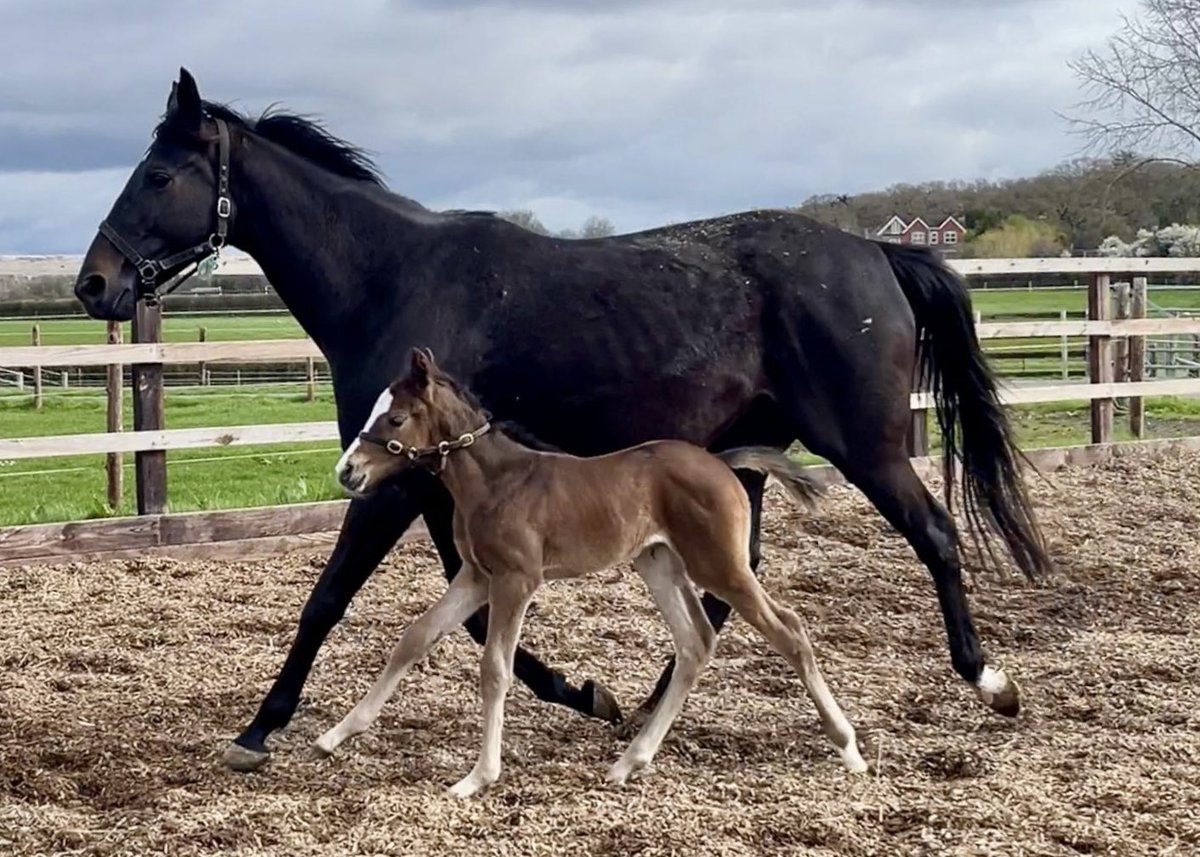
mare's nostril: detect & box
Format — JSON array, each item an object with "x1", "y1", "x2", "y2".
[{"x1": 75, "y1": 273, "x2": 107, "y2": 301}]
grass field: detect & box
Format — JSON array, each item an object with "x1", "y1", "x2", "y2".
[
  {"x1": 0, "y1": 385, "x2": 340, "y2": 526},
  {"x1": 0, "y1": 312, "x2": 305, "y2": 345},
  {"x1": 4, "y1": 287, "x2": 1200, "y2": 528}
]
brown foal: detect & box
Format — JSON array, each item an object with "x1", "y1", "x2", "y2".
[{"x1": 317, "y1": 348, "x2": 869, "y2": 796}]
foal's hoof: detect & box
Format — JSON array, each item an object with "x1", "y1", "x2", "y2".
[
  {"x1": 222, "y1": 741, "x2": 270, "y2": 772},
  {"x1": 975, "y1": 666, "x2": 1021, "y2": 718},
  {"x1": 583, "y1": 680, "x2": 623, "y2": 724}
]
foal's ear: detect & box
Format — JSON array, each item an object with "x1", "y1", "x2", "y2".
[
  {"x1": 410, "y1": 346, "x2": 434, "y2": 386},
  {"x1": 166, "y1": 67, "x2": 203, "y2": 131}
]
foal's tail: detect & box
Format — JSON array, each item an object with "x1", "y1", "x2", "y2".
[
  {"x1": 717, "y1": 448, "x2": 823, "y2": 510},
  {"x1": 878, "y1": 242, "x2": 1052, "y2": 580}
]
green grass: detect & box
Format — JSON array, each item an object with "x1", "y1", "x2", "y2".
[
  {"x1": 0, "y1": 385, "x2": 341, "y2": 526},
  {"x1": 0, "y1": 313, "x2": 304, "y2": 346},
  {"x1": 970, "y1": 287, "x2": 1200, "y2": 318}
]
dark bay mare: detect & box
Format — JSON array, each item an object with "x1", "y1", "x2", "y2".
[{"x1": 73, "y1": 69, "x2": 1048, "y2": 771}]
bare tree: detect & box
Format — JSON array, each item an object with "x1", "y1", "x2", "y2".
[
  {"x1": 1067, "y1": 0, "x2": 1200, "y2": 161},
  {"x1": 578, "y1": 216, "x2": 616, "y2": 239},
  {"x1": 498, "y1": 209, "x2": 550, "y2": 235}
]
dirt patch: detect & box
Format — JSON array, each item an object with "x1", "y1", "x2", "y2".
[{"x1": 1, "y1": 449, "x2": 1198, "y2": 856}]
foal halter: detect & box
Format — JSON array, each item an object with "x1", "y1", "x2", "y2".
[
  {"x1": 98, "y1": 117, "x2": 234, "y2": 307},
  {"x1": 358, "y1": 422, "x2": 492, "y2": 473}
]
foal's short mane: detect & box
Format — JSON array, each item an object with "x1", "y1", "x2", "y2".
[
  {"x1": 155, "y1": 100, "x2": 390, "y2": 188},
  {"x1": 436, "y1": 371, "x2": 564, "y2": 453}
]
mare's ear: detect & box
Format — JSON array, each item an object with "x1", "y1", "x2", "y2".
[{"x1": 165, "y1": 67, "x2": 203, "y2": 131}]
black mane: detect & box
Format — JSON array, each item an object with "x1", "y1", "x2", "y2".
[{"x1": 156, "y1": 100, "x2": 385, "y2": 186}]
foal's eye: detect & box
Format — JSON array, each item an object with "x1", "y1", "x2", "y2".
[
  {"x1": 147, "y1": 171, "x2": 172, "y2": 189},
  {"x1": 388, "y1": 413, "x2": 406, "y2": 427}
]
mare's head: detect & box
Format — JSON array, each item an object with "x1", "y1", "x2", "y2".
[
  {"x1": 335, "y1": 348, "x2": 489, "y2": 496},
  {"x1": 74, "y1": 68, "x2": 235, "y2": 321}
]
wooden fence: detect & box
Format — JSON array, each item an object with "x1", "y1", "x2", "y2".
[{"x1": 5, "y1": 258, "x2": 1200, "y2": 565}]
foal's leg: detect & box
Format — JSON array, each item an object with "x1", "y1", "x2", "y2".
[
  {"x1": 314, "y1": 564, "x2": 489, "y2": 755},
  {"x1": 702, "y1": 560, "x2": 867, "y2": 773},
  {"x1": 449, "y1": 570, "x2": 540, "y2": 799},
  {"x1": 423, "y1": 486, "x2": 621, "y2": 723},
  {"x1": 609, "y1": 546, "x2": 715, "y2": 785},
  {"x1": 619, "y1": 469, "x2": 766, "y2": 737}
]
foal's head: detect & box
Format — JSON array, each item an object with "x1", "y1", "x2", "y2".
[{"x1": 335, "y1": 348, "x2": 487, "y2": 496}]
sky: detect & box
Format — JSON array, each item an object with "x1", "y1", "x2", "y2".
[{"x1": 0, "y1": 0, "x2": 1137, "y2": 253}]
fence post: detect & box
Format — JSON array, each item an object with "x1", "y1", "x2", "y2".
[
  {"x1": 1129, "y1": 277, "x2": 1147, "y2": 438},
  {"x1": 132, "y1": 301, "x2": 167, "y2": 515},
  {"x1": 1088, "y1": 272, "x2": 1113, "y2": 444},
  {"x1": 31, "y1": 324, "x2": 42, "y2": 409},
  {"x1": 305, "y1": 357, "x2": 316, "y2": 403},
  {"x1": 198, "y1": 327, "x2": 208, "y2": 386},
  {"x1": 106, "y1": 320, "x2": 124, "y2": 510},
  {"x1": 1113, "y1": 282, "x2": 1130, "y2": 409},
  {"x1": 1059, "y1": 309, "x2": 1069, "y2": 380}
]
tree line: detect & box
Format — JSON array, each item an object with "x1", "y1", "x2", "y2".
[{"x1": 793, "y1": 157, "x2": 1200, "y2": 256}]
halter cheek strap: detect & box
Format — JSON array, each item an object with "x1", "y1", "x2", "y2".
[
  {"x1": 98, "y1": 116, "x2": 234, "y2": 306},
  {"x1": 357, "y1": 422, "x2": 491, "y2": 473}
]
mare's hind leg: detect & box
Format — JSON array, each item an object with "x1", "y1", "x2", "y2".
[
  {"x1": 610, "y1": 545, "x2": 715, "y2": 785},
  {"x1": 842, "y1": 455, "x2": 1019, "y2": 715},
  {"x1": 314, "y1": 564, "x2": 489, "y2": 755}
]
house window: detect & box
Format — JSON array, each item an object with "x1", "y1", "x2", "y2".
[
  {"x1": 910, "y1": 231, "x2": 926, "y2": 245},
  {"x1": 929, "y1": 230, "x2": 940, "y2": 244},
  {"x1": 943, "y1": 231, "x2": 959, "y2": 245}
]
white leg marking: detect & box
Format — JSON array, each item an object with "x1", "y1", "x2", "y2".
[
  {"x1": 334, "y1": 386, "x2": 394, "y2": 480},
  {"x1": 315, "y1": 565, "x2": 487, "y2": 755},
  {"x1": 975, "y1": 665, "x2": 1009, "y2": 703}
]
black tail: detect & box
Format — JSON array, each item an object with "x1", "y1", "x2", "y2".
[{"x1": 879, "y1": 242, "x2": 1051, "y2": 580}]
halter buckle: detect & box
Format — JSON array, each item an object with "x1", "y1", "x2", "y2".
[
  {"x1": 137, "y1": 260, "x2": 159, "y2": 283},
  {"x1": 385, "y1": 439, "x2": 404, "y2": 455},
  {"x1": 216, "y1": 196, "x2": 232, "y2": 219},
  {"x1": 458, "y1": 433, "x2": 475, "y2": 447}
]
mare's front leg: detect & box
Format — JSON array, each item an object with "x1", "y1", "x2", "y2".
[
  {"x1": 224, "y1": 483, "x2": 424, "y2": 771},
  {"x1": 449, "y1": 569, "x2": 541, "y2": 798},
  {"x1": 422, "y1": 484, "x2": 621, "y2": 723},
  {"x1": 315, "y1": 564, "x2": 489, "y2": 754}
]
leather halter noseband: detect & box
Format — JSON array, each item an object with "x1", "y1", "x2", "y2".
[
  {"x1": 98, "y1": 117, "x2": 234, "y2": 307},
  {"x1": 357, "y1": 422, "x2": 492, "y2": 473}
]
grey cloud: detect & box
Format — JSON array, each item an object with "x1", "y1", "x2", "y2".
[{"x1": 0, "y1": 0, "x2": 1140, "y2": 252}]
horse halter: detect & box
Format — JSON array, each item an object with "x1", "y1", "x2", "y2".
[
  {"x1": 357, "y1": 422, "x2": 492, "y2": 473},
  {"x1": 98, "y1": 117, "x2": 234, "y2": 307}
]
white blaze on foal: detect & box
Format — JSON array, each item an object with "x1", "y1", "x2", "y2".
[{"x1": 334, "y1": 387, "x2": 394, "y2": 487}]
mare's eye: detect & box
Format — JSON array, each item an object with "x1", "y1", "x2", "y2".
[
  {"x1": 148, "y1": 171, "x2": 172, "y2": 189},
  {"x1": 388, "y1": 413, "x2": 406, "y2": 427}
]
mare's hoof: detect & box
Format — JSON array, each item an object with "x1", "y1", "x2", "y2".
[
  {"x1": 975, "y1": 667, "x2": 1021, "y2": 718},
  {"x1": 583, "y1": 680, "x2": 622, "y2": 724},
  {"x1": 222, "y1": 741, "x2": 270, "y2": 772}
]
